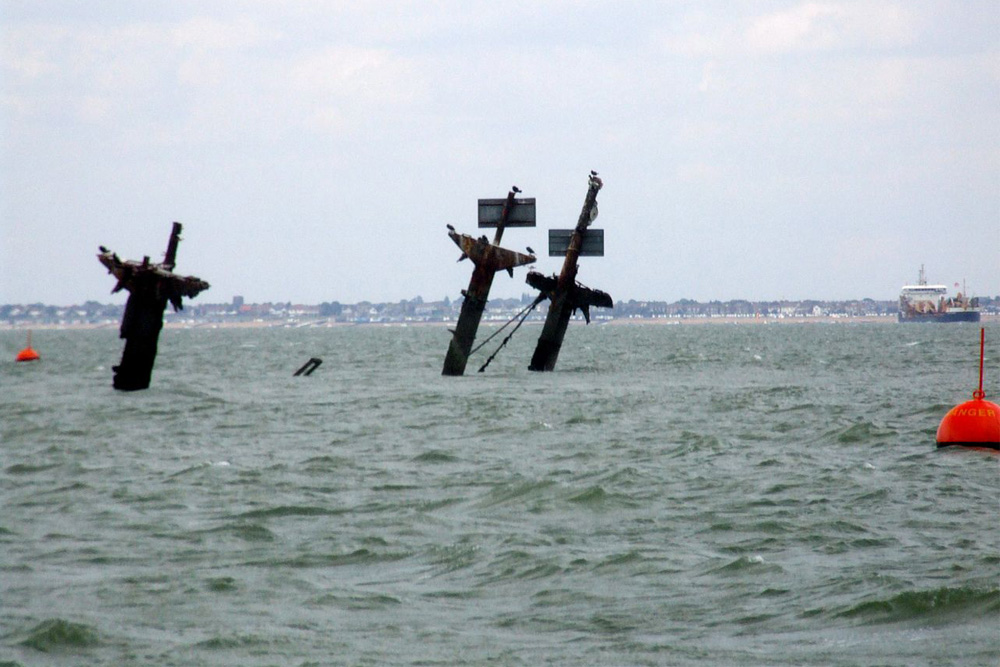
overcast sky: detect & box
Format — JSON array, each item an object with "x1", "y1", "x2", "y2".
[{"x1": 2, "y1": 1, "x2": 997, "y2": 307}]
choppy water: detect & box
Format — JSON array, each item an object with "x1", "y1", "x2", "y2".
[{"x1": 2, "y1": 322, "x2": 998, "y2": 666}]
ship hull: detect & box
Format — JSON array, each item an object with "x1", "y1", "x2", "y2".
[{"x1": 897, "y1": 310, "x2": 981, "y2": 323}]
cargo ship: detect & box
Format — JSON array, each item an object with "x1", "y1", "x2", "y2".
[{"x1": 898, "y1": 266, "x2": 980, "y2": 323}]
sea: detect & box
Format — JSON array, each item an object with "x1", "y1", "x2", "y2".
[{"x1": 1, "y1": 321, "x2": 998, "y2": 666}]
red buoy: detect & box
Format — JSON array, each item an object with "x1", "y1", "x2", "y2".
[
  {"x1": 15, "y1": 331, "x2": 40, "y2": 363},
  {"x1": 937, "y1": 328, "x2": 999, "y2": 450}
]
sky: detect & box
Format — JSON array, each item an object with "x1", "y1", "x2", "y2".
[{"x1": 2, "y1": 1, "x2": 998, "y2": 307}]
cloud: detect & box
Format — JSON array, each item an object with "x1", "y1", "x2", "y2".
[
  {"x1": 170, "y1": 16, "x2": 274, "y2": 51},
  {"x1": 3, "y1": 40, "x2": 62, "y2": 80},
  {"x1": 288, "y1": 46, "x2": 423, "y2": 104},
  {"x1": 675, "y1": 161, "x2": 727, "y2": 184},
  {"x1": 698, "y1": 60, "x2": 721, "y2": 93},
  {"x1": 656, "y1": 3, "x2": 919, "y2": 60},
  {"x1": 746, "y1": 3, "x2": 844, "y2": 53},
  {"x1": 745, "y1": 2, "x2": 917, "y2": 55},
  {"x1": 2, "y1": 2, "x2": 997, "y2": 304}
]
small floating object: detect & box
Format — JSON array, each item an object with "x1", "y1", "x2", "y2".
[
  {"x1": 15, "y1": 331, "x2": 40, "y2": 362},
  {"x1": 936, "y1": 328, "x2": 999, "y2": 450}
]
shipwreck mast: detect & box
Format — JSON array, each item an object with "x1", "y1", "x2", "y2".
[
  {"x1": 441, "y1": 188, "x2": 537, "y2": 375},
  {"x1": 98, "y1": 222, "x2": 209, "y2": 390},
  {"x1": 527, "y1": 172, "x2": 612, "y2": 371}
]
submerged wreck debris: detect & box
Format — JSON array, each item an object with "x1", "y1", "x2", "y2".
[
  {"x1": 441, "y1": 187, "x2": 537, "y2": 376},
  {"x1": 294, "y1": 357, "x2": 323, "y2": 377},
  {"x1": 98, "y1": 222, "x2": 209, "y2": 391},
  {"x1": 527, "y1": 172, "x2": 613, "y2": 371}
]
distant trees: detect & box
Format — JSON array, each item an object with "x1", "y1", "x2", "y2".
[{"x1": 319, "y1": 302, "x2": 342, "y2": 317}]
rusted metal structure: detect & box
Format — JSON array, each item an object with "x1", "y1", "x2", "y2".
[
  {"x1": 98, "y1": 222, "x2": 209, "y2": 391},
  {"x1": 527, "y1": 172, "x2": 612, "y2": 371},
  {"x1": 442, "y1": 188, "x2": 537, "y2": 376},
  {"x1": 294, "y1": 357, "x2": 323, "y2": 376}
]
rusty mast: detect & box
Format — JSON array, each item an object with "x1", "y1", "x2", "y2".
[
  {"x1": 527, "y1": 172, "x2": 612, "y2": 371},
  {"x1": 442, "y1": 187, "x2": 537, "y2": 376},
  {"x1": 97, "y1": 222, "x2": 209, "y2": 390}
]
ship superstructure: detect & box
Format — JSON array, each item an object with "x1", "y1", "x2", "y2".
[{"x1": 898, "y1": 265, "x2": 980, "y2": 323}]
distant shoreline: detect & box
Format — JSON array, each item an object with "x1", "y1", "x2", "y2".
[{"x1": 4, "y1": 313, "x2": 998, "y2": 332}]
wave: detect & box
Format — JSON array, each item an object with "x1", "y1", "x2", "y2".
[
  {"x1": 205, "y1": 576, "x2": 238, "y2": 592},
  {"x1": 15, "y1": 618, "x2": 100, "y2": 653},
  {"x1": 476, "y1": 479, "x2": 557, "y2": 509},
  {"x1": 812, "y1": 419, "x2": 898, "y2": 444},
  {"x1": 306, "y1": 592, "x2": 403, "y2": 610},
  {"x1": 476, "y1": 549, "x2": 563, "y2": 585},
  {"x1": 193, "y1": 634, "x2": 271, "y2": 650},
  {"x1": 5, "y1": 463, "x2": 60, "y2": 475},
  {"x1": 232, "y1": 505, "x2": 346, "y2": 520},
  {"x1": 565, "y1": 413, "x2": 603, "y2": 426},
  {"x1": 247, "y1": 548, "x2": 410, "y2": 569},
  {"x1": 666, "y1": 431, "x2": 728, "y2": 456},
  {"x1": 567, "y1": 485, "x2": 609, "y2": 506},
  {"x1": 836, "y1": 586, "x2": 1000, "y2": 624},
  {"x1": 706, "y1": 555, "x2": 785, "y2": 576},
  {"x1": 300, "y1": 454, "x2": 353, "y2": 471},
  {"x1": 840, "y1": 421, "x2": 898, "y2": 443},
  {"x1": 201, "y1": 522, "x2": 276, "y2": 542},
  {"x1": 413, "y1": 449, "x2": 459, "y2": 463},
  {"x1": 424, "y1": 541, "x2": 481, "y2": 577}
]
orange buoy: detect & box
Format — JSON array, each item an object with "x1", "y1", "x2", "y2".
[
  {"x1": 936, "y1": 328, "x2": 999, "y2": 450},
  {"x1": 15, "y1": 331, "x2": 40, "y2": 363}
]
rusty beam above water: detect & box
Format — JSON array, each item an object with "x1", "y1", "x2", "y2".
[{"x1": 442, "y1": 188, "x2": 537, "y2": 376}]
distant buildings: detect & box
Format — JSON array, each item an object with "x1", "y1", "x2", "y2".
[
  {"x1": 611, "y1": 297, "x2": 903, "y2": 320},
  {"x1": 5, "y1": 295, "x2": 997, "y2": 328}
]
